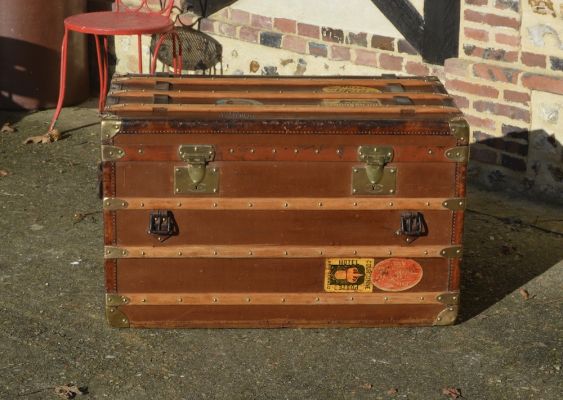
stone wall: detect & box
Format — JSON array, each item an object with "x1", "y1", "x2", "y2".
[{"x1": 114, "y1": 0, "x2": 563, "y2": 202}]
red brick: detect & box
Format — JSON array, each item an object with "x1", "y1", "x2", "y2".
[
  {"x1": 405, "y1": 61, "x2": 430, "y2": 76},
  {"x1": 451, "y1": 95, "x2": 470, "y2": 109},
  {"x1": 504, "y1": 90, "x2": 531, "y2": 105},
  {"x1": 274, "y1": 18, "x2": 296, "y2": 34},
  {"x1": 521, "y1": 73, "x2": 563, "y2": 95},
  {"x1": 495, "y1": 33, "x2": 520, "y2": 47},
  {"x1": 230, "y1": 9, "x2": 250, "y2": 25},
  {"x1": 217, "y1": 22, "x2": 236, "y2": 38},
  {"x1": 465, "y1": 27, "x2": 489, "y2": 42},
  {"x1": 464, "y1": 113, "x2": 497, "y2": 130},
  {"x1": 473, "y1": 101, "x2": 530, "y2": 122},
  {"x1": 446, "y1": 79, "x2": 499, "y2": 98},
  {"x1": 521, "y1": 52, "x2": 546, "y2": 68},
  {"x1": 330, "y1": 45, "x2": 351, "y2": 61},
  {"x1": 464, "y1": 9, "x2": 520, "y2": 29},
  {"x1": 466, "y1": 0, "x2": 488, "y2": 5},
  {"x1": 473, "y1": 63, "x2": 521, "y2": 84},
  {"x1": 281, "y1": 35, "x2": 307, "y2": 54},
  {"x1": 444, "y1": 58, "x2": 472, "y2": 78},
  {"x1": 239, "y1": 26, "x2": 259, "y2": 43},
  {"x1": 251, "y1": 14, "x2": 272, "y2": 30},
  {"x1": 463, "y1": 45, "x2": 518, "y2": 62},
  {"x1": 199, "y1": 19, "x2": 215, "y2": 33},
  {"x1": 379, "y1": 53, "x2": 403, "y2": 71},
  {"x1": 297, "y1": 23, "x2": 320, "y2": 39},
  {"x1": 371, "y1": 35, "x2": 394, "y2": 51},
  {"x1": 354, "y1": 49, "x2": 378, "y2": 67}
]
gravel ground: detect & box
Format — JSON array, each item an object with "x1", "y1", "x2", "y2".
[{"x1": 0, "y1": 103, "x2": 562, "y2": 400}]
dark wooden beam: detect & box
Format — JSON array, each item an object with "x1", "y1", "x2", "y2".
[
  {"x1": 369, "y1": 0, "x2": 424, "y2": 54},
  {"x1": 422, "y1": 0, "x2": 461, "y2": 64}
]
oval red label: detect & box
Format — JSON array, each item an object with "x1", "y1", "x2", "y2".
[{"x1": 371, "y1": 258, "x2": 423, "y2": 292}]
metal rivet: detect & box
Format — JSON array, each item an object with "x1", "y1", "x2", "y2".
[
  {"x1": 281, "y1": 298, "x2": 286, "y2": 303},
  {"x1": 141, "y1": 251, "x2": 145, "y2": 256},
  {"x1": 336, "y1": 149, "x2": 341, "y2": 154},
  {"x1": 212, "y1": 168, "x2": 217, "y2": 173},
  {"x1": 459, "y1": 201, "x2": 463, "y2": 206},
  {"x1": 109, "y1": 151, "x2": 114, "y2": 156},
  {"x1": 388, "y1": 202, "x2": 393, "y2": 206},
  {"x1": 213, "y1": 203, "x2": 218, "y2": 208},
  {"x1": 175, "y1": 168, "x2": 180, "y2": 172},
  {"x1": 441, "y1": 250, "x2": 446, "y2": 255},
  {"x1": 426, "y1": 202, "x2": 430, "y2": 206},
  {"x1": 384, "y1": 296, "x2": 389, "y2": 301},
  {"x1": 175, "y1": 188, "x2": 180, "y2": 193},
  {"x1": 390, "y1": 169, "x2": 396, "y2": 173},
  {"x1": 428, "y1": 149, "x2": 433, "y2": 155},
  {"x1": 389, "y1": 189, "x2": 395, "y2": 194},
  {"x1": 284, "y1": 251, "x2": 288, "y2": 256},
  {"x1": 294, "y1": 149, "x2": 299, "y2": 153},
  {"x1": 177, "y1": 202, "x2": 182, "y2": 207},
  {"x1": 177, "y1": 298, "x2": 183, "y2": 303},
  {"x1": 140, "y1": 202, "x2": 145, "y2": 207},
  {"x1": 229, "y1": 148, "x2": 234, "y2": 153},
  {"x1": 121, "y1": 250, "x2": 127, "y2": 255},
  {"x1": 245, "y1": 297, "x2": 251, "y2": 303},
  {"x1": 212, "y1": 297, "x2": 218, "y2": 303},
  {"x1": 213, "y1": 250, "x2": 218, "y2": 255},
  {"x1": 283, "y1": 202, "x2": 289, "y2": 208},
  {"x1": 353, "y1": 250, "x2": 358, "y2": 255},
  {"x1": 448, "y1": 307, "x2": 454, "y2": 311},
  {"x1": 315, "y1": 149, "x2": 320, "y2": 154},
  {"x1": 318, "y1": 202, "x2": 323, "y2": 207},
  {"x1": 424, "y1": 250, "x2": 429, "y2": 255},
  {"x1": 350, "y1": 297, "x2": 354, "y2": 301},
  {"x1": 178, "y1": 251, "x2": 182, "y2": 256},
  {"x1": 248, "y1": 202, "x2": 253, "y2": 207},
  {"x1": 141, "y1": 298, "x2": 146, "y2": 303},
  {"x1": 319, "y1": 251, "x2": 323, "y2": 255},
  {"x1": 250, "y1": 148, "x2": 255, "y2": 153},
  {"x1": 352, "y1": 189, "x2": 357, "y2": 194},
  {"x1": 353, "y1": 202, "x2": 358, "y2": 206},
  {"x1": 388, "y1": 250, "x2": 392, "y2": 255},
  {"x1": 438, "y1": 296, "x2": 443, "y2": 301},
  {"x1": 420, "y1": 296, "x2": 425, "y2": 300},
  {"x1": 315, "y1": 297, "x2": 320, "y2": 302},
  {"x1": 437, "y1": 317, "x2": 442, "y2": 321},
  {"x1": 121, "y1": 202, "x2": 126, "y2": 207},
  {"x1": 456, "y1": 249, "x2": 461, "y2": 254},
  {"x1": 138, "y1": 149, "x2": 143, "y2": 154},
  {"x1": 353, "y1": 168, "x2": 358, "y2": 173},
  {"x1": 272, "y1": 148, "x2": 277, "y2": 153},
  {"x1": 122, "y1": 318, "x2": 127, "y2": 323},
  {"x1": 248, "y1": 251, "x2": 253, "y2": 255},
  {"x1": 213, "y1": 189, "x2": 218, "y2": 193},
  {"x1": 453, "y1": 296, "x2": 458, "y2": 301}
]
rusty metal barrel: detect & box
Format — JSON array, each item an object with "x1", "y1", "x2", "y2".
[{"x1": 0, "y1": 0, "x2": 90, "y2": 110}]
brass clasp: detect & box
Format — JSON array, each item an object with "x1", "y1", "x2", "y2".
[
  {"x1": 358, "y1": 146, "x2": 394, "y2": 184},
  {"x1": 175, "y1": 145, "x2": 219, "y2": 194}
]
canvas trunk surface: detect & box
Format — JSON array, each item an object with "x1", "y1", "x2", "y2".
[{"x1": 101, "y1": 75, "x2": 468, "y2": 328}]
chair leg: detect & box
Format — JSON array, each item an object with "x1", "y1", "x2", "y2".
[
  {"x1": 48, "y1": 27, "x2": 70, "y2": 132},
  {"x1": 94, "y1": 35, "x2": 105, "y2": 112},
  {"x1": 137, "y1": 34, "x2": 143, "y2": 73},
  {"x1": 151, "y1": 34, "x2": 168, "y2": 74},
  {"x1": 101, "y1": 36, "x2": 109, "y2": 111}
]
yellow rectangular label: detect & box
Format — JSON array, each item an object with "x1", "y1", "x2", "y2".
[{"x1": 324, "y1": 258, "x2": 374, "y2": 292}]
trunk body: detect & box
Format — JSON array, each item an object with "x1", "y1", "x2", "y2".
[{"x1": 101, "y1": 75, "x2": 468, "y2": 328}]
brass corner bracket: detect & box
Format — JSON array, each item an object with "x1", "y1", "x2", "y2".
[
  {"x1": 433, "y1": 305, "x2": 459, "y2": 326},
  {"x1": 444, "y1": 146, "x2": 469, "y2": 162},
  {"x1": 442, "y1": 198, "x2": 466, "y2": 211},
  {"x1": 436, "y1": 292, "x2": 460, "y2": 305},
  {"x1": 440, "y1": 246, "x2": 463, "y2": 258},
  {"x1": 101, "y1": 145, "x2": 125, "y2": 161},
  {"x1": 103, "y1": 197, "x2": 128, "y2": 210},
  {"x1": 449, "y1": 117, "x2": 470, "y2": 143},
  {"x1": 105, "y1": 294, "x2": 130, "y2": 328},
  {"x1": 104, "y1": 246, "x2": 128, "y2": 259},
  {"x1": 101, "y1": 119, "x2": 122, "y2": 141}
]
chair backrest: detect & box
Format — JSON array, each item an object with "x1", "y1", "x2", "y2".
[{"x1": 115, "y1": 0, "x2": 175, "y2": 17}]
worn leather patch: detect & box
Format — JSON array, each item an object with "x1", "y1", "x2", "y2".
[
  {"x1": 324, "y1": 258, "x2": 374, "y2": 292},
  {"x1": 371, "y1": 258, "x2": 423, "y2": 292}
]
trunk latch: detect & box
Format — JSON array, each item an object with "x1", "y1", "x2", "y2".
[
  {"x1": 174, "y1": 145, "x2": 219, "y2": 194},
  {"x1": 396, "y1": 212, "x2": 427, "y2": 244},
  {"x1": 148, "y1": 210, "x2": 178, "y2": 238},
  {"x1": 352, "y1": 146, "x2": 396, "y2": 195}
]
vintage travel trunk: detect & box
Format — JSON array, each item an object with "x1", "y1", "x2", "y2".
[{"x1": 100, "y1": 75, "x2": 468, "y2": 328}]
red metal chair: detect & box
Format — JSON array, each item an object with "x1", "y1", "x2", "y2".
[{"x1": 48, "y1": 0, "x2": 175, "y2": 132}]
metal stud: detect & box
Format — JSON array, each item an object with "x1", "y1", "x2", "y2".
[
  {"x1": 177, "y1": 298, "x2": 183, "y2": 303},
  {"x1": 212, "y1": 297, "x2": 218, "y2": 303},
  {"x1": 140, "y1": 202, "x2": 145, "y2": 207}
]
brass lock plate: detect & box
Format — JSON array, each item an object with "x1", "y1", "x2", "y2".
[
  {"x1": 352, "y1": 166, "x2": 397, "y2": 195},
  {"x1": 174, "y1": 165, "x2": 219, "y2": 194},
  {"x1": 174, "y1": 144, "x2": 219, "y2": 195},
  {"x1": 353, "y1": 146, "x2": 396, "y2": 195}
]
